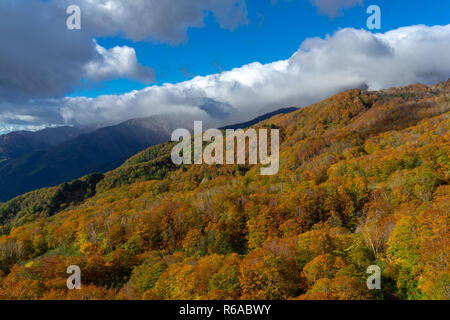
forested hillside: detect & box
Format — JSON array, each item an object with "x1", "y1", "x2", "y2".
[{"x1": 0, "y1": 81, "x2": 448, "y2": 300}]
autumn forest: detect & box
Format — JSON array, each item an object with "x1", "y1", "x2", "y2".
[{"x1": 0, "y1": 81, "x2": 448, "y2": 300}]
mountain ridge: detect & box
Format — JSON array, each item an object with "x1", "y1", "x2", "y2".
[
  {"x1": 219, "y1": 107, "x2": 298, "y2": 130},
  {"x1": 0, "y1": 126, "x2": 87, "y2": 161}
]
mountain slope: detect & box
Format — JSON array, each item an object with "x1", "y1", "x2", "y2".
[
  {"x1": 0, "y1": 117, "x2": 176, "y2": 202},
  {"x1": 0, "y1": 108, "x2": 305, "y2": 202},
  {"x1": 0, "y1": 81, "x2": 448, "y2": 300},
  {"x1": 0, "y1": 126, "x2": 86, "y2": 161}
]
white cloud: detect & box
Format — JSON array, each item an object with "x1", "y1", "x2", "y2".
[
  {"x1": 58, "y1": 0, "x2": 249, "y2": 43},
  {"x1": 0, "y1": 112, "x2": 61, "y2": 135},
  {"x1": 38, "y1": 25, "x2": 450, "y2": 127},
  {"x1": 84, "y1": 43, "x2": 155, "y2": 83},
  {"x1": 1, "y1": 24, "x2": 450, "y2": 134},
  {"x1": 0, "y1": 0, "x2": 95, "y2": 99},
  {"x1": 0, "y1": 124, "x2": 60, "y2": 136},
  {"x1": 311, "y1": 0, "x2": 363, "y2": 18},
  {"x1": 0, "y1": 0, "x2": 248, "y2": 101}
]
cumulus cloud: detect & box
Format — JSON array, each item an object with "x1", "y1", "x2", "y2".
[
  {"x1": 311, "y1": 0, "x2": 363, "y2": 18},
  {"x1": 84, "y1": 43, "x2": 155, "y2": 83},
  {"x1": 58, "y1": 0, "x2": 249, "y2": 43},
  {"x1": 4, "y1": 24, "x2": 447, "y2": 134},
  {"x1": 2, "y1": 1, "x2": 448, "y2": 135},
  {"x1": 0, "y1": 0, "x2": 95, "y2": 100},
  {"x1": 0, "y1": 0, "x2": 248, "y2": 102}
]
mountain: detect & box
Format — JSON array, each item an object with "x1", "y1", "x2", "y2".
[
  {"x1": 0, "y1": 108, "x2": 303, "y2": 202},
  {"x1": 0, "y1": 126, "x2": 86, "y2": 161},
  {"x1": 0, "y1": 116, "x2": 177, "y2": 202},
  {"x1": 0, "y1": 81, "x2": 448, "y2": 300},
  {"x1": 220, "y1": 107, "x2": 298, "y2": 130}
]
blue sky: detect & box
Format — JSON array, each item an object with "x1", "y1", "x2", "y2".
[{"x1": 72, "y1": 0, "x2": 450, "y2": 97}]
